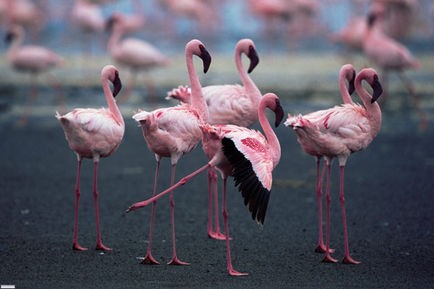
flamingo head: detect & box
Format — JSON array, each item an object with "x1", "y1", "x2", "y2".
[
  {"x1": 247, "y1": 45, "x2": 259, "y2": 74},
  {"x1": 273, "y1": 99, "x2": 284, "y2": 127},
  {"x1": 4, "y1": 25, "x2": 22, "y2": 44},
  {"x1": 199, "y1": 44, "x2": 211, "y2": 74},
  {"x1": 263, "y1": 93, "x2": 284, "y2": 128},
  {"x1": 105, "y1": 13, "x2": 122, "y2": 31},
  {"x1": 111, "y1": 70, "x2": 122, "y2": 98},
  {"x1": 348, "y1": 69, "x2": 356, "y2": 95},
  {"x1": 370, "y1": 74, "x2": 383, "y2": 103}
]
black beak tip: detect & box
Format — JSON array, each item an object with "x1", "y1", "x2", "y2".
[
  {"x1": 199, "y1": 45, "x2": 212, "y2": 74},
  {"x1": 274, "y1": 101, "x2": 285, "y2": 127},
  {"x1": 371, "y1": 76, "x2": 383, "y2": 103},
  {"x1": 247, "y1": 46, "x2": 259, "y2": 74},
  {"x1": 112, "y1": 72, "x2": 122, "y2": 98}
]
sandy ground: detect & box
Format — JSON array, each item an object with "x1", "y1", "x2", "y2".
[{"x1": 0, "y1": 53, "x2": 433, "y2": 288}]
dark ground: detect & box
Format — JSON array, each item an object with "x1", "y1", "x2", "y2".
[{"x1": 0, "y1": 80, "x2": 433, "y2": 289}]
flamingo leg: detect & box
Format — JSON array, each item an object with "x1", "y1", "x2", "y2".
[
  {"x1": 119, "y1": 71, "x2": 136, "y2": 104},
  {"x1": 339, "y1": 166, "x2": 361, "y2": 264},
  {"x1": 314, "y1": 158, "x2": 333, "y2": 253},
  {"x1": 72, "y1": 158, "x2": 87, "y2": 251},
  {"x1": 222, "y1": 177, "x2": 247, "y2": 276},
  {"x1": 208, "y1": 168, "x2": 226, "y2": 240},
  {"x1": 93, "y1": 160, "x2": 112, "y2": 251},
  {"x1": 141, "y1": 160, "x2": 160, "y2": 265},
  {"x1": 397, "y1": 72, "x2": 428, "y2": 131},
  {"x1": 322, "y1": 162, "x2": 337, "y2": 263},
  {"x1": 18, "y1": 74, "x2": 38, "y2": 126},
  {"x1": 168, "y1": 164, "x2": 189, "y2": 266},
  {"x1": 127, "y1": 163, "x2": 212, "y2": 211}
]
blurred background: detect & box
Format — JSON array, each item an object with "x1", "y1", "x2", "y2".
[{"x1": 0, "y1": 0, "x2": 433, "y2": 125}]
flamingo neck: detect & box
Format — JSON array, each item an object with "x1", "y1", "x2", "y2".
[
  {"x1": 355, "y1": 73, "x2": 382, "y2": 135},
  {"x1": 339, "y1": 71, "x2": 352, "y2": 104},
  {"x1": 108, "y1": 26, "x2": 123, "y2": 56},
  {"x1": 236, "y1": 49, "x2": 260, "y2": 103},
  {"x1": 186, "y1": 51, "x2": 208, "y2": 122},
  {"x1": 258, "y1": 102, "x2": 281, "y2": 167},
  {"x1": 102, "y1": 78, "x2": 124, "y2": 126}
]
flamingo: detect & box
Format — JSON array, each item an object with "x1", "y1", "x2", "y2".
[
  {"x1": 55, "y1": 65, "x2": 125, "y2": 251},
  {"x1": 109, "y1": 0, "x2": 146, "y2": 35},
  {"x1": 285, "y1": 67, "x2": 383, "y2": 264},
  {"x1": 131, "y1": 39, "x2": 211, "y2": 266},
  {"x1": 167, "y1": 38, "x2": 262, "y2": 240},
  {"x1": 5, "y1": 24, "x2": 64, "y2": 125},
  {"x1": 128, "y1": 92, "x2": 284, "y2": 276},
  {"x1": 106, "y1": 13, "x2": 169, "y2": 102},
  {"x1": 363, "y1": 8, "x2": 427, "y2": 130}
]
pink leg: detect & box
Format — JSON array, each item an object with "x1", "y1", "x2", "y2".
[
  {"x1": 141, "y1": 160, "x2": 160, "y2": 265},
  {"x1": 72, "y1": 158, "x2": 87, "y2": 251},
  {"x1": 18, "y1": 74, "x2": 38, "y2": 126},
  {"x1": 168, "y1": 164, "x2": 189, "y2": 265},
  {"x1": 222, "y1": 178, "x2": 247, "y2": 276},
  {"x1": 322, "y1": 163, "x2": 337, "y2": 263},
  {"x1": 339, "y1": 166, "x2": 361, "y2": 264},
  {"x1": 208, "y1": 168, "x2": 226, "y2": 240},
  {"x1": 93, "y1": 161, "x2": 112, "y2": 251},
  {"x1": 127, "y1": 163, "x2": 212, "y2": 211}
]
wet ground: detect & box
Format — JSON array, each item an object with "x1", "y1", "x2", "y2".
[{"x1": 0, "y1": 54, "x2": 433, "y2": 288}]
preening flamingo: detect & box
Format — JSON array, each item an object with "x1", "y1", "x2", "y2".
[
  {"x1": 106, "y1": 13, "x2": 169, "y2": 102},
  {"x1": 167, "y1": 38, "x2": 262, "y2": 240},
  {"x1": 56, "y1": 65, "x2": 125, "y2": 251},
  {"x1": 131, "y1": 39, "x2": 211, "y2": 265},
  {"x1": 128, "y1": 92, "x2": 284, "y2": 276},
  {"x1": 5, "y1": 24, "x2": 64, "y2": 125},
  {"x1": 363, "y1": 9, "x2": 427, "y2": 130},
  {"x1": 285, "y1": 67, "x2": 383, "y2": 264}
]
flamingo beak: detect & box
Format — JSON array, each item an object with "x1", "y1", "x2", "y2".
[
  {"x1": 247, "y1": 45, "x2": 259, "y2": 74},
  {"x1": 274, "y1": 100, "x2": 285, "y2": 127},
  {"x1": 4, "y1": 31, "x2": 14, "y2": 44},
  {"x1": 199, "y1": 45, "x2": 212, "y2": 74},
  {"x1": 112, "y1": 71, "x2": 122, "y2": 98},
  {"x1": 348, "y1": 71, "x2": 356, "y2": 95},
  {"x1": 370, "y1": 75, "x2": 383, "y2": 103}
]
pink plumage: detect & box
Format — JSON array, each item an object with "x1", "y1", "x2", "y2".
[
  {"x1": 285, "y1": 67, "x2": 383, "y2": 264},
  {"x1": 56, "y1": 65, "x2": 124, "y2": 251},
  {"x1": 127, "y1": 92, "x2": 284, "y2": 276},
  {"x1": 131, "y1": 39, "x2": 211, "y2": 266}
]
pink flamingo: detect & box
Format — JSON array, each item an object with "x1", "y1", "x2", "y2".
[
  {"x1": 363, "y1": 9, "x2": 427, "y2": 130},
  {"x1": 5, "y1": 24, "x2": 64, "y2": 125},
  {"x1": 285, "y1": 64, "x2": 356, "y2": 254},
  {"x1": 167, "y1": 38, "x2": 262, "y2": 240},
  {"x1": 285, "y1": 67, "x2": 383, "y2": 264},
  {"x1": 56, "y1": 65, "x2": 125, "y2": 251},
  {"x1": 108, "y1": 0, "x2": 146, "y2": 35},
  {"x1": 131, "y1": 39, "x2": 211, "y2": 265},
  {"x1": 106, "y1": 13, "x2": 169, "y2": 102},
  {"x1": 128, "y1": 92, "x2": 284, "y2": 276}
]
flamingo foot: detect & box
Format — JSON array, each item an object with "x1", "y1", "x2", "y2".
[
  {"x1": 322, "y1": 254, "x2": 338, "y2": 263},
  {"x1": 95, "y1": 242, "x2": 112, "y2": 251},
  {"x1": 167, "y1": 257, "x2": 190, "y2": 266},
  {"x1": 139, "y1": 254, "x2": 160, "y2": 265},
  {"x1": 72, "y1": 243, "x2": 88, "y2": 251},
  {"x1": 315, "y1": 244, "x2": 335, "y2": 254},
  {"x1": 208, "y1": 231, "x2": 232, "y2": 241},
  {"x1": 342, "y1": 255, "x2": 361, "y2": 264},
  {"x1": 228, "y1": 268, "x2": 248, "y2": 277}
]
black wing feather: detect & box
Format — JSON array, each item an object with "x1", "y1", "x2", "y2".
[{"x1": 222, "y1": 137, "x2": 271, "y2": 224}]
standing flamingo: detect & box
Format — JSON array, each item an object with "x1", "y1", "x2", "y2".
[
  {"x1": 363, "y1": 9, "x2": 427, "y2": 130},
  {"x1": 131, "y1": 39, "x2": 211, "y2": 266},
  {"x1": 285, "y1": 67, "x2": 383, "y2": 264},
  {"x1": 167, "y1": 38, "x2": 262, "y2": 240},
  {"x1": 106, "y1": 14, "x2": 169, "y2": 102},
  {"x1": 5, "y1": 24, "x2": 64, "y2": 125},
  {"x1": 56, "y1": 65, "x2": 125, "y2": 251},
  {"x1": 285, "y1": 64, "x2": 356, "y2": 254},
  {"x1": 128, "y1": 92, "x2": 284, "y2": 276}
]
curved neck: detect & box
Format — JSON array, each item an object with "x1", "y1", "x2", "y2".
[
  {"x1": 7, "y1": 31, "x2": 23, "y2": 59},
  {"x1": 186, "y1": 50, "x2": 208, "y2": 122},
  {"x1": 258, "y1": 102, "x2": 281, "y2": 167},
  {"x1": 339, "y1": 72, "x2": 352, "y2": 104},
  {"x1": 236, "y1": 49, "x2": 260, "y2": 98},
  {"x1": 107, "y1": 26, "x2": 123, "y2": 55},
  {"x1": 102, "y1": 77, "x2": 124, "y2": 126},
  {"x1": 355, "y1": 73, "x2": 382, "y2": 134}
]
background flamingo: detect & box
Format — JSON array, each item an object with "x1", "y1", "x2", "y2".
[
  {"x1": 56, "y1": 65, "x2": 124, "y2": 251},
  {"x1": 285, "y1": 64, "x2": 356, "y2": 254},
  {"x1": 167, "y1": 38, "x2": 262, "y2": 240},
  {"x1": 131, "y1": 39, "x2": 211, "y2": 266},
  {"x1": 128, "y1": 92, "x2": 284, "y2": 276},
  {"x1": 106, "y1": 13, "x2": 169, "y2": 102},
  {"x1": 285, "y1": 67, "x2": 383, "y2": 264},
  {"x1": 5, "y1": 24, "x2": 64, "y2": 125},
  {"x1": 363, "y1": 8, "x2": 427, "y2": 130}
]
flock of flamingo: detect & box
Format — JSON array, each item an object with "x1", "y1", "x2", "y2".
[{"x1": 3, "y1": 0, "x2": 430, "y2": 277}]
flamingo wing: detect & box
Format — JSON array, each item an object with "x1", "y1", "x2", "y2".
[{"x1": 222, "y1": 131, "x2": 273, "y2": 224}]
